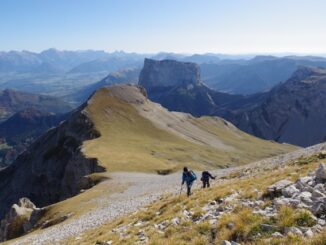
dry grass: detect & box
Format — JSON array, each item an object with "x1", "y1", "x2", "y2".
[
  {"x1": 83, "y1": 88, "x2": 296, "y2": 173},
  {"x1": 65, "y1": 155, "x2": 324, "y2": 245}
]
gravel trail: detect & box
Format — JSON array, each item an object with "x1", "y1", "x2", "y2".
[
  {"x1": 11, "y1": 169, "x2": 232, "y2": 245},
  {"x1": 10, "y1": 142, "x2": 326, "y2": 244}
]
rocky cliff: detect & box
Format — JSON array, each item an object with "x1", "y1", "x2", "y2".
[
  {"x1": 225, "y1": 67, "x2": 326, "y2": 147},
  {"x1": 138, "y1": 59, "x2": 242, "y2": 116},
  {"x1": 139, "y1": 58, "x2": 201, "y2": 89},
  {"x1": 0, "y1": 104, "x2": 104, "y2": 219}
]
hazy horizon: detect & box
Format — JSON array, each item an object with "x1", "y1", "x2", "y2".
[
  {"x1": 1, "y1": 48, "x2": 326, "y2": 58},
  {"x1": 1, "y1": 0, "x2": 326, "y2": 54}
]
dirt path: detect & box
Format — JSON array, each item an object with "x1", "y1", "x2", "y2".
[
  {"x1": 11, "y1": 169, "x2": 232, "y2": 245},
  {"x1": 10, "y1": 142, "x2": 326, "y2": 245}
]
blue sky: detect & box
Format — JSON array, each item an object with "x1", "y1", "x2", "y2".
[{"x1": 1, "y1": 0, "x2": 326, "y2": 54}]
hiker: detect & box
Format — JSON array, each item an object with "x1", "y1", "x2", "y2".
[
  {"x1": 181, "y1": 167, "x2": 197, "y2": 196},
  {"x1": 201, "y1": 171, "x2": 216, "y2": 188}
]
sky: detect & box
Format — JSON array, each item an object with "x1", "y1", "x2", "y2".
[{"x1": 1, "y1": 0, "x2": 326, "y2": 54}]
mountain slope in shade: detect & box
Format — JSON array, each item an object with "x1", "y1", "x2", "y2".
[
  {"x1": 138, "y1": 58, "x2": 244, "y2": 117},
  {"x1": 223, "y1": 67, "x2": 326, "y2": 147},
  {"x1": 0, "y1": 84, "x2": 296, "y2": 220},
  {"x1": 0, "y1": 108, "x2": 66, "y2": 145},
  {"x1": 0, "y1": 109, "x2": 68, "y2": 166},
  {"x1": 0, "y1": 89, "x2": 72, "y2": 121}
]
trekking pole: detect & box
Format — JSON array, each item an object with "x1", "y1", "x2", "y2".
[{"x1": 179, "y1": 184, "x2": 183, "y2": 196}]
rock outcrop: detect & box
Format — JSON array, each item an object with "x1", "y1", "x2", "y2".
[
  {"x1": 267, "y1": 163, "x2": 326, "y2": 216},
  {"x1": 138, "y1": 59, "x2": 242, "y2": 117},
  {"x1": 0, "y1": 103, "x2": 105, "y2": 220},
  {"x1": 139, "y1": 58, "x2": 201, "y2": 90},
  {"x1": 0, "y1": 198, "x2": 43, "y2": 241}
]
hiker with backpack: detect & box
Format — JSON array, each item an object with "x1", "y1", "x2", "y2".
[
  {"x1": 201, "y1": 171, "x2": 216, "y2": 188},
  {"x1": 181, "y1": 167, "x2": 197, "y2": 196}
]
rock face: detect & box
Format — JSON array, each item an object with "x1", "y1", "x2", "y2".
[
  {"x1": 139, "y1": 59, "x2": 242, "y2": 116},
  {"x1": 0, "y1": 104, "x2": 105, "y2": 220},
  {"x1": 139, "y1": 58, "x2": 201, "y2": 89},
  {"x1": 224, "y1": 67, "x2": 326, "y2": 147},
  {"x1": 0, "y1": 198, "x2": 42, "y2": 241}
]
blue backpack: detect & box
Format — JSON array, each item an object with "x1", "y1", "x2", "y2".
[{"x1": 189, "y1": 170, "x2": 197, "y2": 182}]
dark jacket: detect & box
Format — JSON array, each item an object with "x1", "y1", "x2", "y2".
[
  {"x1": 182, "y1": 171, "x2": 196, "y2": 185},
  {"x1": 201, "y1": 171, "x2": 215, "y2": 181}
]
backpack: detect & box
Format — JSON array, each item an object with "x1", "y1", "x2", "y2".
[{"x1": 189, "y1": 170, "x2": 197, "y2": 182}]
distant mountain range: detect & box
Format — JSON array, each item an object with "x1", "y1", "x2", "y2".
[
  {"x1": 0, "y1": 49, "x2": 142, "y2": 74},
  {"x1": 200, "y1": 55, "x2": 326, "y2": 94},
  {"x1": 2, "y1": 49, "x2": 326, "y2": 97}
]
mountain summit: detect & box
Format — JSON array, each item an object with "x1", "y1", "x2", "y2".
[
  {"x1": 139, "y1": 59, "x2": 242, "y2": 116},
  {"x1": 139, "y1": 58, "x2": 201, "y2": 89}
]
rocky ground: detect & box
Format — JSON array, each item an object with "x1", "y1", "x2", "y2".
[
  {"x1": 5, "y1": 142, "x2": 326, "y2": 244},
  {"x1": 104, "y1": 163, "x2": 325, "y2": 245},
  {"x1": 7, "y1": 169, "x2": 232, "y2": 245}
]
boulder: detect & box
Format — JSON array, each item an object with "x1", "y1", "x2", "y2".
[
  {"x1": 312, "y1": 189, "x2": 326, "y2": 199},
  {"x1": 267, "y1": 180, "x2": 293, "y2": 196},
  {"x1": 282, "y1": 185, "x2": 299, "y2": 198},
  {"x1": 304, "y1": 229, "x2": 314, "y2": 238},
  {"x1": 316, "y1": 163, "x2": 326, "y2": 183},
  {"x1": 0, "y1": 198, "x2": 41, "y2": 242},
  {"x1": 272, "y1": 232, "x2": 284, "y2": 238},
  {"x1": 311, "y1": 201, "x2": 326, "y2": 216},
  {"x1": 284, "y1": 227, "x2": 303, "y2": 236},
  {"x1": 314, "y1": 183, "x2": 325, "y2": 193}
]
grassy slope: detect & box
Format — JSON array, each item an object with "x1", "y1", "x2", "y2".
[
  {"x1": 67, "y1": 154, "x2": 326, "y2": 245},
  {"x1": 83, "y1": 88, "x2": 296, "y2": 173},
  {"x1": 5, "y1": 86, "x2": 298, "y2": 244}
]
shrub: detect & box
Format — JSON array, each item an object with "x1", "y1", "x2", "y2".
[
  {"x1": 277, "y1": 206, "x2": 296, "y2": 228},
  {"x1": 217, "y1": 208, "x2": 264, "y2": 242},
  {"x1": 295, "y1": 210, "x2": 316, "y2": 227}
]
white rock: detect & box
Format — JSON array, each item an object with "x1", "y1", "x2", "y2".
[
  {"x1": 302, "y1": 176, "x2": 314, "y2": 183},
  {"x1": 268, "y1": 180, "x2": 293, "y2": 194},
  {"x1": 221, "y1": 241, "x2": 232, "y2": 245},
  {"x1": 317, "y1": 219, "x2": 326, "y2": 226},
  {"x1": 171, "y1": 217, "x2": 180, "y2": 225},
  {"x1": 312, "y1": 224, "x2": 323, "y2": 233},
  {"x1": 304, "y1": 229, "x2": 314, "y2": 238},
  {"x1": 272, "y1": 232, "x2": 284, "y2": 238},
  {"x1": 312, "y1": 189, "x2": 326, "y2": 199},
  {"x1": 314, "y1": 183, "x2": 325, "y2": 193},
  {"x1": 298, "y1": 191, "x2": 312, "y2": 199},
  {"x1": 231, "y1": 242, "x2": 241, "y2": 245},
  {"x1": 284, "y1": 227, "x2": 303, "y2": 236},
  {"x1": 282, "y1": 185, "x2": 299, "y2": 198}
]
